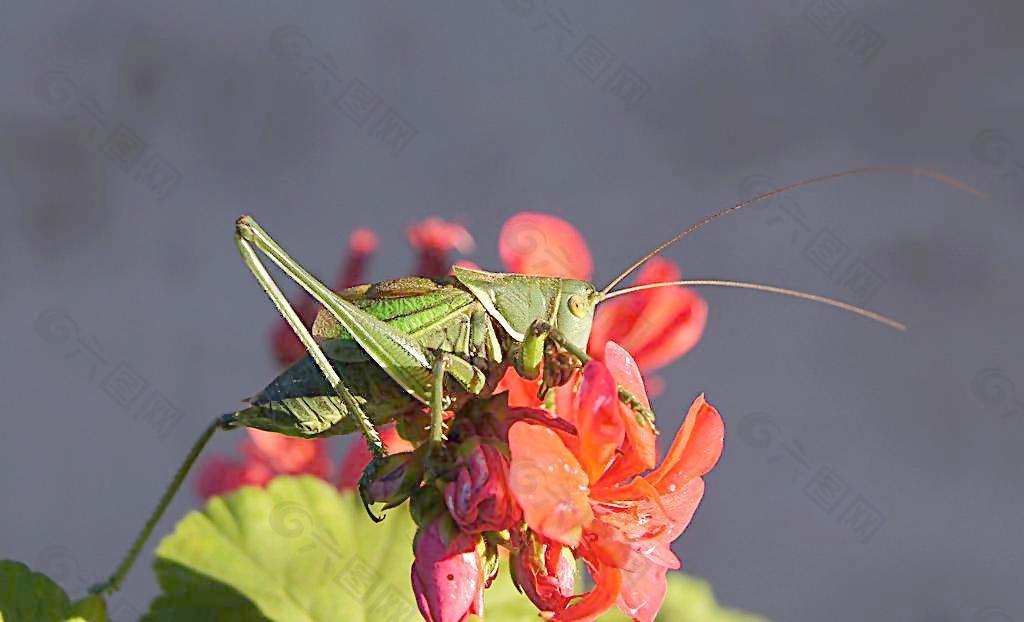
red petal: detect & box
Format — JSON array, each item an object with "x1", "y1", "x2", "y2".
[
  {"x1": 589, "y1": 476, "x2": 667, "y2": 520},
  {"x1": 407, "y1": 218, "x2": 475, "y2": 254},
  {"x1": 617, "y1": 563, "x2": 668, "y2": 622},
  {"x1": 597, "y1": 343, "x2": 656, "y2": 485},
  {"x1": 500, "y1": 212, "x2": 592, "y2": 280},
  {"x1": 496, "y1": 367, "x2": 543, "y2": 408},
  {"x1": 602, "y1": 342, "x2": 649, "y2": 409},
  {"x1": 545, "y1": 563, "x2": 622, "y2": 622},
  {"x1": 581, "y1": 518, "x2": 635, "y2": 569},
  {"x1": 509, "y1": 422, "x2": 593, "y2": 547},
  {"x1": 248, "y1": 430, "x2": 331, "y2": 477},
  {"x1": 628, "y1": 288, "x2": 707, "y2": 373},
  {"x1": 408, "y1": 218, "x2": 475, "y2": 277},
  {"x1": 646, "y1": 395, "x2": 724, "y2": 493},
  {"x1": 195, "y1": 456, "x2": 248, "y2": 499},
  {"x1": 575, "y1": 362, "x2": 625, "y2": 483},
  {"x1": 335, "y1": 228, "x2": 377, "y2": 290},
  {"x1": 591, "y1": 488, "x2": 674, "y2": 549},
  {"x1": 656, "y1": 477, "x2": 705, "y2": 541}
]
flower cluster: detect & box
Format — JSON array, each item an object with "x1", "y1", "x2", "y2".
[{"x1": 197, "y1": 213, "x2": 716, "y2": 621}]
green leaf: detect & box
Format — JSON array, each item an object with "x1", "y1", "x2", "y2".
[
  {"x1": 145, "y1": 476, "x2": 423, "y2": 622},
  {"x1": 64, "y1": 596, "x2": 108, "y2": 622},
  {"x1": 145, "y1": 476, "x2": 542, "y2": 621},
  {"x1": 0, "y1": 560, "x2": 108, "y2": 622},
  {"x1": 145, "y1": 476, "x2": 764, "y2": 621}
]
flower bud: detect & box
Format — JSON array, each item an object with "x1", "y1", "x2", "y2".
[
  {"x1": 411, "y1": 518, "x2": 484, "y2": 622},
  {"x1": 444, "y1": 442, "x2": 521, "y2": 534},
  {"x1": 509, "y1": 536, "x2": 575, "y2": 613},
  {"x1": 358, "y1": 451, "x2": 424, "y2": 510}
]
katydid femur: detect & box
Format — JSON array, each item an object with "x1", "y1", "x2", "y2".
[{"x1": 90, "y1": 165, "x2": 980, "y2": 595}]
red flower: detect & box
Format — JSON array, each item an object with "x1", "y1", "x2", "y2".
[
  {"x1": 196, "y1": 430, "x2": 333, "y2": 499},
  {"x1": 411, "y1": 518, "x2": 485, "y2": 622},
  {"x1": 271, "y1": 228, "x2": 378, "y2": 366},
  {"x1": 507, "y1": 342, "x2": 724, "y2": 621},
  {"x1": 407, "y1": 218, "x2": 474, "y2": 277},
  {"x1": 444, "y1": 441, "x2": 521, "y2": 534}
]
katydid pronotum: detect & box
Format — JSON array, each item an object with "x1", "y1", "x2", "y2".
[{"x1": 89, "y1": 166, "x2": 980, "y2": 595}]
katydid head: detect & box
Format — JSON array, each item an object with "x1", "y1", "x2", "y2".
[
  {"x1": 552, "y1": 278, "x2": 601, "y2": 349},
  {"x1": 452, "y1": 265, "x2": 601, "y2": 350}
]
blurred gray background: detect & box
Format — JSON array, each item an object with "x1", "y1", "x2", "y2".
[{"x1": 1, "y1": 1, "x2": 1022, "y2": 620}]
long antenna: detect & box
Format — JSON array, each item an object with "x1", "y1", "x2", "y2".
[
  {"x1": 602, "y1": 278, "x2": 906, "y2": 331},
  {"x1": 599, "y1": 166, "x2": 986, "y2": 296}
]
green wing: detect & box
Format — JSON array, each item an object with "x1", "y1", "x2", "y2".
[
  {"x1": 315, "y1": 278, "x2": 476, "y2": 339},
  {"x1": 314, "y1": 277, "x2": 503, "y2": 364}
]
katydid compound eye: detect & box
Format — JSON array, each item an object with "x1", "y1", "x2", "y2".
[{"x1": 567, "y1": 294, "x2": 588, "y2": 318}]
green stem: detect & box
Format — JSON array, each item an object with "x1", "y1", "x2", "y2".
[{"x1": 91, "y1": 417, "x2": 227, "y2": 595}]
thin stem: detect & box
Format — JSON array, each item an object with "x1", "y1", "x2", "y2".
[{"x1": 90, "y1": 417, "x2": 225, "y2": 595}]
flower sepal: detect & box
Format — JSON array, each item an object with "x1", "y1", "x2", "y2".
[{"x1": 410, "y1": 483, "x2": 447, "y2": 528}]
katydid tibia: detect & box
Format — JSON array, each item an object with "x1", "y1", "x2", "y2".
[{"x1": 90, "y1": 166, "x2": 981, "y2": 595}]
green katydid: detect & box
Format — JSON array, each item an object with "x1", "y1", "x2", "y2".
[{"x1": 89, "y1": 166, "x2": 979, "y2": 595}]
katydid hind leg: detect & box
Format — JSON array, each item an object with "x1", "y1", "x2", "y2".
[
  {"x1": 234, "y1": 220, "x2": 386, "y2": 457},
  {"x1": 236, "y1": 215, "x2": 437, "y2": 406}
]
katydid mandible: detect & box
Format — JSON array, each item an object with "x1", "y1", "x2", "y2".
[{"x1": 90, "y1": 166, "x2": 977, "y2": 595}]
